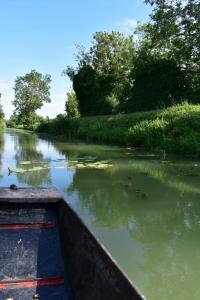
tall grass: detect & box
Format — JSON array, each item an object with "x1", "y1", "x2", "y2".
[{"x1": 37, "y1": 103, "x2": 200, "y2": 155}]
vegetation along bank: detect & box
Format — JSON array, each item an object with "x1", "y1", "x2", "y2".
[{"x1": 37, "y1": 103, "x2": 200, "y2": 156}]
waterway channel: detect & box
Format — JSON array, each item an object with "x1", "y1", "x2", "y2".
[{"x1": 1, "y1": 128, "x2": 200, "y2": 300}]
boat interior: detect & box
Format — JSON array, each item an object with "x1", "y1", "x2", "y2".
[{"x1": 0, "y1": 202, "x2": 71, "y2": 299}]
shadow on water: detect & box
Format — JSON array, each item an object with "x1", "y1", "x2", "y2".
[{"x1": 0, "y1": 130, "x2": 4, "y2": 179}]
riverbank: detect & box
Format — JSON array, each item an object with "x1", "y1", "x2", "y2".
[{"x1": 37, "y1": 103, "x2": 200, "y2": 155}]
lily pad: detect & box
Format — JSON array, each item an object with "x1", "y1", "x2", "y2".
[
  {"x1": 19, "y1": 160, "x2": 48, "y2": 165},
  {"x1": 8, "y1": 166, "x2": 51, "y2": 174},
  {"x1": 19, "y1": 161, "x2": 33, "y2": 165},
  {"x1": 68, "y1": 160, "x2": 113, "y2": 170}
]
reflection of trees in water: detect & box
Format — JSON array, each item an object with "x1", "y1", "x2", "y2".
[
  {"x1": 46, "y1": 138, "x2": 200, "y2": 299},
  {"x1": 49, "y1": 141, "x2": 128, "y2": 162},
  {"x1": 0, "y1": 131, "x2": 4, "y2": 168},
  {"x1": 128, "y1": 198, "x2": 200, "y2": 300},
  {"x1": 15, "y1": 132, "x2": 43, "y2": 162},
  {"x1": 67, "y1": 168, "x2": 136, "y2": 228},
  {"x1": 16, "y1": 170, "x2": 51, "y2": 186},
  {"x1": 68, "y1": 164, "x2": 200, "y2": 227},
  {"x1": 0, "y1": 131, "x2": 5, "y2": 180},
  {"x1": 14, "y1": 132, "x2": 51, "y2": 186},
  {"x1": 68, "y1": 165, "x2": 200, "y2": 300}
]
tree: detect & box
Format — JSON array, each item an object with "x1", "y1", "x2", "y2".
[
  {"x1": 65, "y1": 91, "x2": 80, "y2": 118},
  {"x1": 64, "y1": 31, "x2": 136, "y2": 116},
  {"x1": 13, "y1": 70, "x2": 51, "y2": 126},
  {"x1": 143, "y1": 0, "x2": 200, "y2": 101},
  {"x1": 127, "y1": 56, "x2": 187, "y2": 112},
  {"x1": 72, "y1": 65, "x2": 113, "y2": 116}
]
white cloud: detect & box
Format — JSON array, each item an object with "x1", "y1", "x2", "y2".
[{"x1": 115, "y1": 18, "x2": 138, "y2": 34}]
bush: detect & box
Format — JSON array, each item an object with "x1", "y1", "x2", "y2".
[{"x1": 37, "y1": 103, "x2": 200, "y2": 155}]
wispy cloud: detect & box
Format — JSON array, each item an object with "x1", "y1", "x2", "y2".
[{"x1": 115, "y1": 18, "x2": 138, "y2": 34}]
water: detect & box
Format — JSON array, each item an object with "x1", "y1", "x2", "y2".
[{"x1": 1, "y1": 128, "x2": 200, "y2": 300}]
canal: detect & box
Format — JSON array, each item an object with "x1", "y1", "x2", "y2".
[{"x1": 0, "y1": 128, "x2": 200, "y2": 300}]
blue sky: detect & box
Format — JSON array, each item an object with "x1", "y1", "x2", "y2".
[{"x1": 0, "y1": 0, "x2": 151, "y2": 118}]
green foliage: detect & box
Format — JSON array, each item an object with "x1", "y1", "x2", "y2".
[
  {"x1": 60, "y1": 0, "x2": 200, "y2": 117},
  {"x1": 64, "y1": 31, "x2": 136, "y2": 116},
  {"x1": 127, "y1": 56, "x2": 187, "y2": 112},
  {"x1": 37, "y1": 114, "x2": 77, "y2": 138},
  {"x1": 37, "y1": 103, "x2": 200, "y2": 155},
  {"x1": 6, "y1": 114, "x2": 17, "y2": 128},
  {"x1": 127, "y1": 118, "x2": 167, "y2": 148},
  {"x1": 7, "y1": 112, "x2": 45, "y2": 131},
  {"x1": 65, "y1": 92, "x2": 80, "y2": 118},
  {"x1": 143, "y1": 0, "x2": 200, "y2": 101},
  {"x1": 73, "y1": 65, "x2": 115, "y2": 116},
  {"x1": 13, "y1": 70, "x2": 51, "y2": 126}
]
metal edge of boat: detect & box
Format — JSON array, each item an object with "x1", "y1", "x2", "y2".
[{"x1": 0, "y1": 187, "x2": 146, "y2": 300}]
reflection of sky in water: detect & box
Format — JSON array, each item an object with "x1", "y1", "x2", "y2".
[{"x1": 0, "y1": 129, "x2": 200, "y2": 300}]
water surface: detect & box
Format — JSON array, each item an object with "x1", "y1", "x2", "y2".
[{"x1": 1, "y1": 129, "x2": 200, "y2": 300}]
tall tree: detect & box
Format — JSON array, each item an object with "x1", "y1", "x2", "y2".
[
  {"x1": 127, "y1": 56, "x2": 187, "y2": 112},
  {"x1": 64, "y1": 31, "x2": 136, "y2": 116},
  {"x1": 13, "y1": 70, "x2": 51, "y2": 125},
  {"x1": 143, "y1": 0, "x2": 200, "y2": 100}
]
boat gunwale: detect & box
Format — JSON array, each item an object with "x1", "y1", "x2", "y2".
[{"x1": 0, "y1": 187, "x2": 62, "y2": 203}]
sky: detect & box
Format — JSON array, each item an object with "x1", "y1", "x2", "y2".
[{"x1": 0, "y1": 0, "x2": 152, "y2": 119}]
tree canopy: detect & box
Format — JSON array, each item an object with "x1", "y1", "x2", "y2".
[
  {"x1": 64, "y1": 8, "x2": 200, "y2": 116},
  {"x1": 127, "y1": 56, "x2": 187, "y2": 112},
  {"x1": 64, "y1": 31, "x2": 136, "y2": 116},
  {"x1": 13, "y1": 70, "x2": 51, "y2": 125},
  {"x1": 142, "y1": 0, "x2": 200, "y2": 100}
]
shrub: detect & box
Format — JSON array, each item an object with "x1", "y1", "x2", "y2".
[{"x1": 37, "y1": 103, "x2": 200, "y2": 155}]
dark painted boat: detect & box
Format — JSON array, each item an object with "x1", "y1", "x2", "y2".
[{"x1": 0, "y1": 188, "x2": 145, "y2": 300}]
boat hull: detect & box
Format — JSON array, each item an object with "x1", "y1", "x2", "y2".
[{"x1": 0, "y1": 188, "x2": 145, "y2": 300}]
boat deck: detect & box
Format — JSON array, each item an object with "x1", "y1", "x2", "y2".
[{"x1": 0, "y1": 203, "x2": 71, "y2": 300}]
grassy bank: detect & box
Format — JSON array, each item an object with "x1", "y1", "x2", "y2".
[{"x1": 37, "y1": 103, "x2": 200, "y2": 155}]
